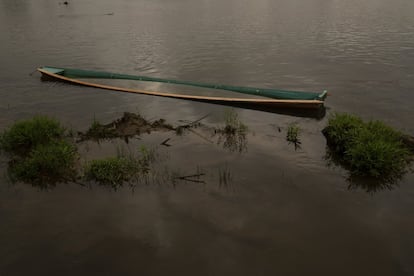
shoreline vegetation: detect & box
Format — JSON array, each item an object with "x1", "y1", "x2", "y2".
[
  {"x1": 0, "y1": 116, "x2": 77, "y2": 188},
  {"x1": 0, "y1": 111, "x2": 247, "y2": 189},
  {"x1": 0, "y1": 112, "x2": 413, "y2": 192}
]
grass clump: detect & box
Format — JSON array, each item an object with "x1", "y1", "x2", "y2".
[
  {"x1": 84, "y1": 157, "x2": 139, "y2": 187},
  {"x1": 323, "y1": 113, "x2": 411, "y2": 182},
  {"x1": 84, "y1": 146, "x2": 154, "y2": 188},
  {"x1": 222, "y1": 109, "x2": 248, "y2": 135},
  {"x1": 323, "y1": 113, "x2": 364, "y2": 154},
  {"x1": 8, "y1": 141, "x2": 77, "y2": 187},
  {"x1": 0, "y1": 116, "x2": 65, "y2": 156},
  {"x1": 286, "y1": 123, "x2": 301, "y2": 149},
  {"x1": 0, "y1": 116, "x2": 78, "y2": 188},
  {"x1": 215, "y1": 109, "x2": 248, "y2": 153}
]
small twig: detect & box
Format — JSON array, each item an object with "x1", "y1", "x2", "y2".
[
  {"x1": 190, "y1": 114, "x2": 210, "y2": 125},
  {"x1": 160, "y1": 138, "x2": 172, "y2": 147},
  {"x1": 178, "y1": 113, "x2": 210, "y2": 128},
  {"x1": 29, "y1": 70, "x2": 38, "y2": 76},
  {"x1": 181, "y1": 179, "x2": 205, "y2": 183},
  {"x1": 188, "y1": 128, "x2": 214, "y2": 144},
  {"x1": 174, "y1": 173, "x2": 206, "y2": 183},
  {"x1": 176, "y1": 173, "x2": 205, "y2": 180}
]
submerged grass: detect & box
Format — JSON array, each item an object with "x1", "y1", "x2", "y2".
[
  {"x1": 218, "y1": 165, "x2": 233, "y2": 188},
  {"x1": 323, "y1": 113, "x2": 411, "y2": 183},
  {"x1": 8, "y1": 141, "x2": 77, "y2": 187}
]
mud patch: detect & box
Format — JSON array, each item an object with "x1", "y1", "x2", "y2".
[{"x1": 78, "y1": 112, "x2": 175, "y2": 142}]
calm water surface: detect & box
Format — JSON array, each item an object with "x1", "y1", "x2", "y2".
[{"x1": 1, "y1": 0, "x2": 414, "y2": 275}]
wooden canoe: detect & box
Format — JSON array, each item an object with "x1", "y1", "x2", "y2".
[{"x1": 37, "y1": 66, "x2": 327, "y2": 110}]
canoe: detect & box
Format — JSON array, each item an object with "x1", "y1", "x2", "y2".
[{"x1": 37, "y1": 66, "x2": 327, "y2": 109}]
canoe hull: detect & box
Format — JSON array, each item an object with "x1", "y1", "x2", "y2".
[
  {"x1": 38, "y1": 67, "x2": 325, "y2": 110},
  {"x1": 42, "y1": 66, "x2": 328, "y2": 101}
]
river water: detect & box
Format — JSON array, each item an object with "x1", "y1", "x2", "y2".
[{"x1": 1, "y1": 0, "x2": 414, "y2": 275}]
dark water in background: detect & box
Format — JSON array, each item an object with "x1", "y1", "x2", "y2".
[{"x1": 1, "y1": 0, "x2": 414, "y2": 275}]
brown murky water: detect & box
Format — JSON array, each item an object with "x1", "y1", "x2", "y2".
[{"x1": 1, "y1": 0, "x2": 414, "y2": 275}]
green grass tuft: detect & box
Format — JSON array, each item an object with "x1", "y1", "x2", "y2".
[
  {"x1": 222, "y1": 108, "x2": 248, "y2": 134},
  {"x1": 215, "y1": 109, "x2": 248, "y2": 153},
  {"x1": 286, "y1": 124, "x2": 301, "y2": 149},
  {"x1": 0, "y1": 116, "x2": 65, "y2": 156},
  {"x1": 323, "y1": 113, "x2": 364, "y2": 154},
  {"x1": 323, "y1": 113, "x2": 411, "y2": 182},
  {"x1": 84, "y1": 146, "x2": 155, "y2": 188},
  {"x1": 84, "y1": 156, "x2": 144, "y2": 187},
  {"x1": 0, "y1": 116, "x2": 78, "y2": 187}
]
